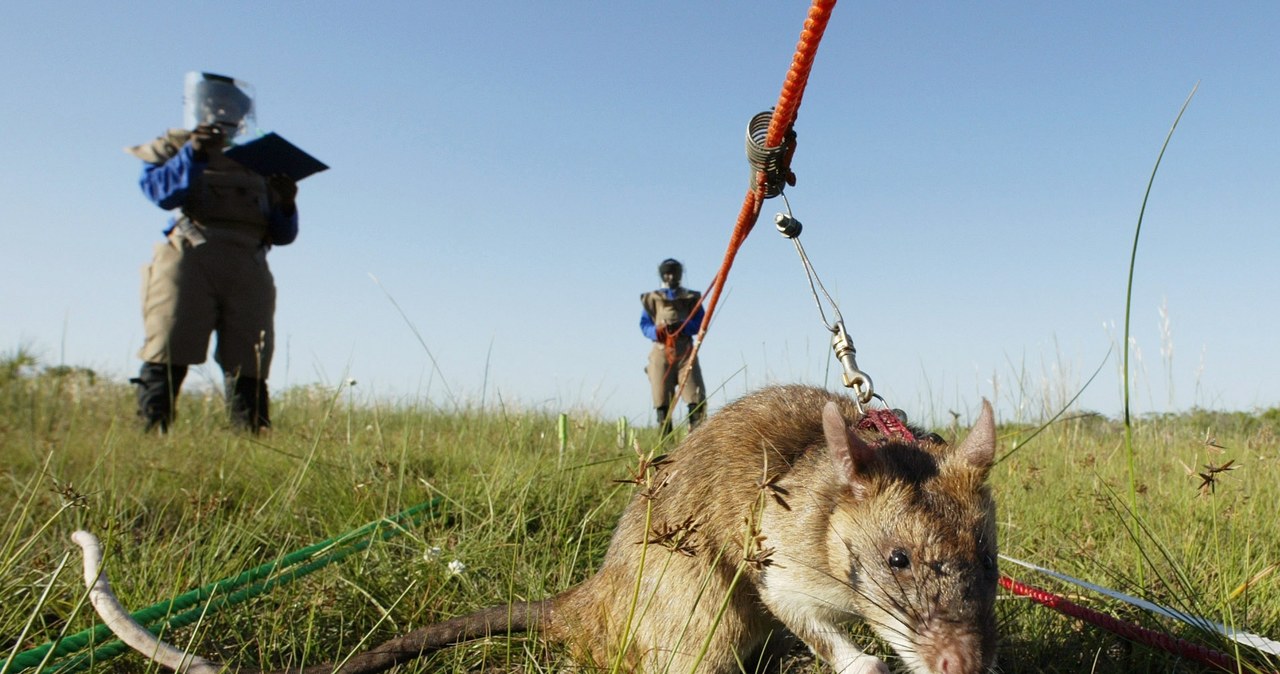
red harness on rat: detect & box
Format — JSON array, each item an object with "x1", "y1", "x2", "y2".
[{"x1": 856, "y1": 408, "x2": 916, "y2": 443}]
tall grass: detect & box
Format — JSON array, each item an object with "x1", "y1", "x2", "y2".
[
  {"x1": 2, "y1": 355, "x2": 1278, "y2": 673},
  {"x1": 1120, "y1": 82, "x2": 1199, "y2": 589},
  {"x1": 1, "y1": 360, "x2": 629, "y2": 673}
]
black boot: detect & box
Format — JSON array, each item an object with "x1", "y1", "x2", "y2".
[
  {"x1": 226, "y1": 375, "x2": 270, "y2": 433},
  {"x1": 656, "y1": 405, "x2": 672, "y2": 438},
  {"x1": 687, "y1": 402, "x2": 706, "y2": 430},
  {"x1": 130, "y1": 363, "x2": 187, "y2": 433}
]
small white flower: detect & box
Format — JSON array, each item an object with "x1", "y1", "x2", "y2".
[
  {"x1": 423, "y1": 546, "x2": 442, "y2": 562},
  {"x1": 365, "y1": 424, "x2": 374, "y2": 431},
  {"x1": 447, "y1": 559, "x2": 466, "y2": 576}
]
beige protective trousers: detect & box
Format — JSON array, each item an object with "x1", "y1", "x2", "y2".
[
  {"x1": 646, "y1": 337, "x2": 705, "y2": 409},
  {"x1": 139, "y1": 233, "x2": 276, "y2": 379}
]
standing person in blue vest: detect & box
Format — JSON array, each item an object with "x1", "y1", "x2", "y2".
[
  {"x1": 639, "y1": 258, "x2": 707, "y2": 436},
  {"x1": 127, "y1": 72, "x2": 298, "y2": 434}
]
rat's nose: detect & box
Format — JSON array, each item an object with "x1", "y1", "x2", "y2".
[
  {"x1": 935, "y1": 650, "x2": 974, "y2": 674},
  {"x1": 925, "y1": 634, "x2": 985, "y2": 674}
]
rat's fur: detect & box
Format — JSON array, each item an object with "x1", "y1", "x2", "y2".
[{"x1": 78, "y1": 384, "x2": 997, "y2": 674}]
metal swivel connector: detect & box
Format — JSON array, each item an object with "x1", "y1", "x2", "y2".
[{"x1": 775, "y1": 213, "x2": 803, "y2": 239}]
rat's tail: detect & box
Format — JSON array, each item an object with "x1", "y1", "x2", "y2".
[
  {"x1": 287, "y1": 601, "x2": 550, "y2": 674},
  {"x1": 72, "y1": 530, "x2": 549, "y2": 674}
]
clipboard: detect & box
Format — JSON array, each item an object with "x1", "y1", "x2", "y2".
[{"x1": 224, "y1": 132, "x2": 329, "y2": 181}]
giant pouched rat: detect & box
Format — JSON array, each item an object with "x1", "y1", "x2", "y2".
[{"x1": 75, "y1": 384, "x2": 998, "y2": 674}]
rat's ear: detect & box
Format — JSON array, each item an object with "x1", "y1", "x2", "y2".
[
  {"x1": 823, "y1": 401, "x2": 877, "y2": 497},
  {"x1": 953, "y1": 399, "x2": 996, "y2": 473}
]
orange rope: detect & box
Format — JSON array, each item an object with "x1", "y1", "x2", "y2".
[{"x1": 690, "y1": 0, "x2": 837, "y2": 356}]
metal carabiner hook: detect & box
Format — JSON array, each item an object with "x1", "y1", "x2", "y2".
[{"x1": 831, "y1": 322, "x2": 874, "y2": 408}]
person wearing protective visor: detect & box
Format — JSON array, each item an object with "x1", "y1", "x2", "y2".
[
  {"x1": 185, "y1": 71, "x2": 254, "y2": 140},
  {"x1": 639, "y1": 258, "x2": 707, "y2": 437},
  {"x1": 126, "y1": 72, "x2": 299, "y2": 434}
]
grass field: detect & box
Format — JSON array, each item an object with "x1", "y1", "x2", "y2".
[{"x1": 3, "y1": 357, "x2": 1278, "y2": 673}]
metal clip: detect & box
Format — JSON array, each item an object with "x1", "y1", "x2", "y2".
[
  {"x1": 831, "y1": 321, "x2": 873, "y2": 407},
  {"x1": 172, "y1": 216, "x2": 207, "y2": 247}
]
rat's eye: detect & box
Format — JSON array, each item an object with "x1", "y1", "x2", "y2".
[
  {"x1": 980, "y1": 553, "x2": 998, "y2": 576},
  {"x1": 888, "y1": 549, "x2": 911, "y2": 570}
]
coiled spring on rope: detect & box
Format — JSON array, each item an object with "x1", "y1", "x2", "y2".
[{"x1": 745, "y1": 110, "x2": 797, "y2": 198}]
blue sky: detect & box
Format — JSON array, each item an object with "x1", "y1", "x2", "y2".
[{"x1": 2, "y1": 2, "x2": 1277, "y2": 426}]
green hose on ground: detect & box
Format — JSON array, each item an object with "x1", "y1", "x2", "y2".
[{"x1": 3, "y1": 497, "x2": 441, "y2": 674}]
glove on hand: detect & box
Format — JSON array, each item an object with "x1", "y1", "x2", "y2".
[
  {"x1": 189, "y1": 124, "x2": 225, "y2": 159},
  {"x1": 268, "y1": 174, "x2": 298, "y2": 207}
]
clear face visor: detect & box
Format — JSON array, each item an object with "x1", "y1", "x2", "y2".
[{"x1": 182, "y1": 72, "x2": 255, "y2": 141}]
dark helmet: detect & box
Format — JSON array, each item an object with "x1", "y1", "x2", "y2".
[{"x1": 658, "y1": 258, "x2": 683, "y2": 276}]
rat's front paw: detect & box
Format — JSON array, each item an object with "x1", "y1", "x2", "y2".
[{"x1": 840, "y1": 654, "x2": 890, "y2": 674}]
